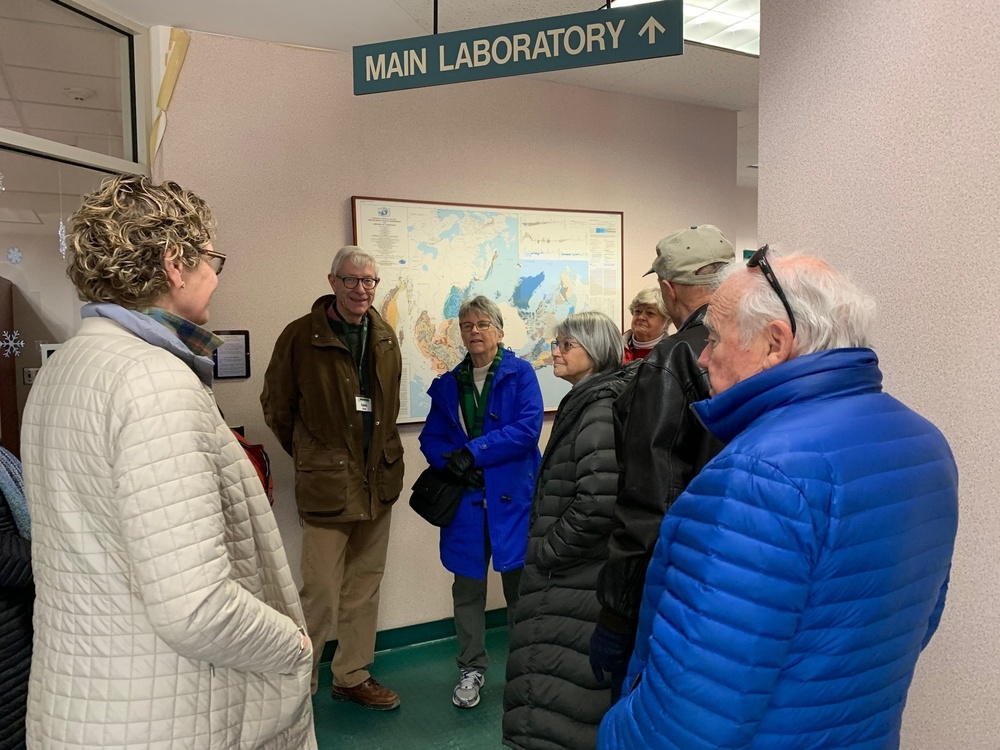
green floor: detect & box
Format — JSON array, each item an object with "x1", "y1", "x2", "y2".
[{"x1": 313, "y1": 628, "x2": 508, "y2": 749}]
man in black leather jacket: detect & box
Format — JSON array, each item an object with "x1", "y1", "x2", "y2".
[{"x1": 591, "y1": 225, "x2": 735, "y2": 699}]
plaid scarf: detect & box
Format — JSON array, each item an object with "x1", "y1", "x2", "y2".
[
  {"x1": 138, "y1": 307, "x2": 224, "y2": 358},
  {"x1": 457, "y1": 349, "x2": 503, "y2": 439}
]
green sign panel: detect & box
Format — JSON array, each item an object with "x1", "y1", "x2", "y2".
[{"x1": 353, "y1": 0, "x2": 683, "y2": 95}]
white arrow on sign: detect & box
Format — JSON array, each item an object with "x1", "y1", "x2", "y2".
[{"x1": 639, "y1": 16, "x2": 666, "y2": 43}]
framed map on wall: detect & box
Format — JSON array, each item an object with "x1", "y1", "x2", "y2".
[{"x1": 352, "y1": 196, "x2": 623, "y2": 423}]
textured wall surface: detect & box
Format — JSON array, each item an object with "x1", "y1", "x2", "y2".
[
  {"x1": 759, "y1": 2, "x2": 1000, "y2": 746},
  {"x1": 157, "y1": 31, "x2": 757, "y2": 631}
]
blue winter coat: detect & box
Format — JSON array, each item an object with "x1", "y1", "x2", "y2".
[
  {"x1": 419, "y1": 349, "x2": 543, "y2": 579},
  {"x1": 598, "y1": 348, "x2": 959, "y2": 750}
]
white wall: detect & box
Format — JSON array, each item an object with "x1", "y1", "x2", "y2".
[
  {"x1": 758, "y1": 2, "x2": 999, "y2": 746},
  {"x1": 152, "y1": 31, "x2": 757, "y2": 632}
]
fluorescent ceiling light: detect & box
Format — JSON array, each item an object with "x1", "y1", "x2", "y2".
[{"x1": 607, "y1": 0, "x2": 760, "y2": 56}]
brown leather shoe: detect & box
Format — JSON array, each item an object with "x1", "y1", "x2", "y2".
[{"x1": 332, "y1": 677, "x2": 401, "y2": 711}]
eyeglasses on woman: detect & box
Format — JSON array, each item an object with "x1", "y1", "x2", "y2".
[
  {"x1": 459, "y1": 320, "x2": 494, "y2": 333},
  {"x1": 550, "y1": 339, "x2": 582, "y2": 354},
  {"x1": 202, "y1": 249, "x2": 226, "y2": 275}
]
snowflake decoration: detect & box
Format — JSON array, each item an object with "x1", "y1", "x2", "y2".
[
  {"x1": 6, "y1": 247, "x2": 22, "y2": 265},
  {"x1": 59, "y1": 219, "x2": 67, "y2": 258},
  {"x1": 1, "y1": 330, "x2": 25, "y2": 358}
]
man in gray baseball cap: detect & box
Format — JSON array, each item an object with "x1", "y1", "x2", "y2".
[
  {"x1": 591, "y1": 224, "x2": 735, "y2": 699},
  {"x1": 644, "y1": 224, "x2": 736, "y2": 281}
]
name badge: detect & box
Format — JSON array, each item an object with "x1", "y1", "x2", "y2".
[{"x1": 356, "y1": 396, "x2": 373, "y2": 413}]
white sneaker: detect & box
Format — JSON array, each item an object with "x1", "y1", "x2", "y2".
[{"x1": 452, "y1": 669, "x2": 485, "y2": 709}]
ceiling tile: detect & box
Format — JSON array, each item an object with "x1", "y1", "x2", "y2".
[
  {"x1": 6, "y1": 66, "x2": 124, "y2": 111},
  {"x1": 684, "y1": 10, "x2": 747, "y2": 42},
  {"x1": 0, "y1": 100, "x2": 23, "y2": 128},
  {"x1": 537, "y1": 43, "x2": 757, "y2": 111},
  {"x1": 76, "y1": 134, "x2": 123, "y2": 159},
  {"x1": 0, "y1": 207, "x2": 42, "y2": 224},
  {"x1": 20, "y1": 102, "x2": 124, "y2": 136},
  {"x1": 0, "y1": 148, "x2": 107, "y2": 196},
  {"x1": 712, "y1": 0, "x2": 759, "y2": 19},
  {"x1": 702, "y1": 18, "x2": 759, "y2": 49},
  {"x1": 22, "y1": 128, "x2": 79, "y2": 149},
  {"x1": 393, "y1": 0, "x2": 594, "y2": 33},
  {"x1": 24, "y1": 128, "x2": 125, "y2": 160},
  {"x1": 0, "y1": 19, "x2": 125, "y2": 77},
  {"x1": 0, "y1": 0, "x2": 106, "y2": 29},
  {"x1": 686, "y1": 0, "x2": 730, "y2": 9}
]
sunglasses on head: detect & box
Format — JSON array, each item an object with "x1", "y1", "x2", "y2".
[{"x1": 746, "y1": 244, "x2": 796, "y2": 336}]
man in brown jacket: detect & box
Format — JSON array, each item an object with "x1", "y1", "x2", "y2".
[{"x1": 262, "y1": 245, "x2": 405, "y2": 710}]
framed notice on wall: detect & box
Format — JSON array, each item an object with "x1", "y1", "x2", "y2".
[
  {"x1": 352, "y1": 196, "x2": 623, "y2": 423},
  {"x1": 212, "y1": 330, "x2": 251, "y2": 380}
]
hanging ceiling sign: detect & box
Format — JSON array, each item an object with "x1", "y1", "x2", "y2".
[{"x1": 353, "y1": 0, "x2": 682, "y2": 95}]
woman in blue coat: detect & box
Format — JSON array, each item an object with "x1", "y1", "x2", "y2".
[{"x1": 419, "y1": 295, "x2": 543, "y2": 710}]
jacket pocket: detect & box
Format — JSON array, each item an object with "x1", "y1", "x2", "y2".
[
  {"x1": 294, "y1": 447, "x2": 350, "y2": 517},
  {"x1": 377, "y1": 433, "x2": 405, "y2": 504}
]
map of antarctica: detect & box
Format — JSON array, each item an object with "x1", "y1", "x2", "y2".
[{"x1": 354, "y1": 198, "x2": 623, "y2": 421}]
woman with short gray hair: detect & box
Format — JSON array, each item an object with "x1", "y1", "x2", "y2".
[
  {"x1": 419, "y1": 295, "x2": 543, "y2": 710},
  {"x1": 503, "y1": 311, "x2": 627, "y2": 750},
  {"x1": 623, "y1": 288, "x2": 670, "y2": 362}
]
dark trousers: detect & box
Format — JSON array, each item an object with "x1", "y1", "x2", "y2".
[
  {"x1": 610, "y1": 636, "x2": 635, "y2": 703},
  {"x1": 452, "y1": 510, "x2": 521, "y2": 672}
]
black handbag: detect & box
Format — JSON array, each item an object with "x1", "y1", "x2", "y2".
[{"x1": 409, "y1": 466, "x2": 465, "y2": 527}]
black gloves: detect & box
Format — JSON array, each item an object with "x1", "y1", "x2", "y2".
[
  {"x1": 444, "y1": 448, "x2": 475, "y2": 478},
  {"x1": 466, "y1": 468, "x2": 485, "y2": 489},
  {"x1": 443, "y1": 448, "x2": 482, "y2": 488},
  {"x1": 589, "y1": 622, "x2": 634, "y2": 696}
]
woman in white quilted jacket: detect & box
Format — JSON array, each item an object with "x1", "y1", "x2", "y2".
[{"x1": 20, "y1": 175, "x2": 317, "y2": 750}]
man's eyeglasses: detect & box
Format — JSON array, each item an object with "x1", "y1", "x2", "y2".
[
  {"x1": 550, "y1": 339, "x2": 582, "y2": 354},
  {"x1": 459, "y1": 320, "x2": 494, "y2": 333},
  {"x1": 747, "y1": 244, "x2": 796, "y2": 336},
  {"x1": 338, "y1": 275, "x2": 380, "y2": 290},
  {"x1": 202, "y1": 249, "x2": 226, "y2": 275}
]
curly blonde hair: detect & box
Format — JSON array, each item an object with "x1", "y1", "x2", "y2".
[{"x1": 66, "y1": 174, "x2": 215, "y2": 307}]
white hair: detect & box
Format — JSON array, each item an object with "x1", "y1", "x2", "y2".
[
  {"x1": 717, "y1": 252, "x2": 877, "y2": 356},
  {"x1": 458, "y1": 295, "x2": 504, "y2": 329},
  {"x1": 628, "y1": 287, "x2": 667, "y2": 318},
  {"x1": 555, "y1": 311, "x2": 624, "y2": 375},
  {"x1": 330, "y1": 245, "x2": 378, "y2": 276}
]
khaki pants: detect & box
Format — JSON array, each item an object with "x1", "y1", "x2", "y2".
[
  {"x1": 300, "y1": 509, "x2": 392, "y2": 693},
  {"x1": 453, "y1": 509, "x2": 521, "y2": 672}
]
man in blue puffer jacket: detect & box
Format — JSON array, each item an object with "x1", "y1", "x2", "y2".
[{"x1": 598, "y1": 249, "x2": 958, "y2": 749}]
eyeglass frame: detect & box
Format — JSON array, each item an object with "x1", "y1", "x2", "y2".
[
  {"x1": 459, "y1": 320, "x2": 495, "y2": 333},
  {"x1": 746, "y1": 244, "x2": 797, "y2": 336},
  {"x1": 337, "y1": 274, "x2": 380, "y2": 290},
  {"x1": 202, "y1": 248, "x2": 226, "y2": 275},
  {"x1": 550, "y1": 339, "x2": 583, "y2": 354}
]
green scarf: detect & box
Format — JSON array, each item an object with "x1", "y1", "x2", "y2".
[{"x1": 458, "y1": 349, "x2": 503, "y2": 439}]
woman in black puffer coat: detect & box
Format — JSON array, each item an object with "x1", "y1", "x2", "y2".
[{"x1": 503, "y1": 312, "x2": 628, "y2": 750}]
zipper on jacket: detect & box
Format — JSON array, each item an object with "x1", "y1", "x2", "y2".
[{"x1": 208, "y1": 662, "x2": 215, "y2": 742}]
